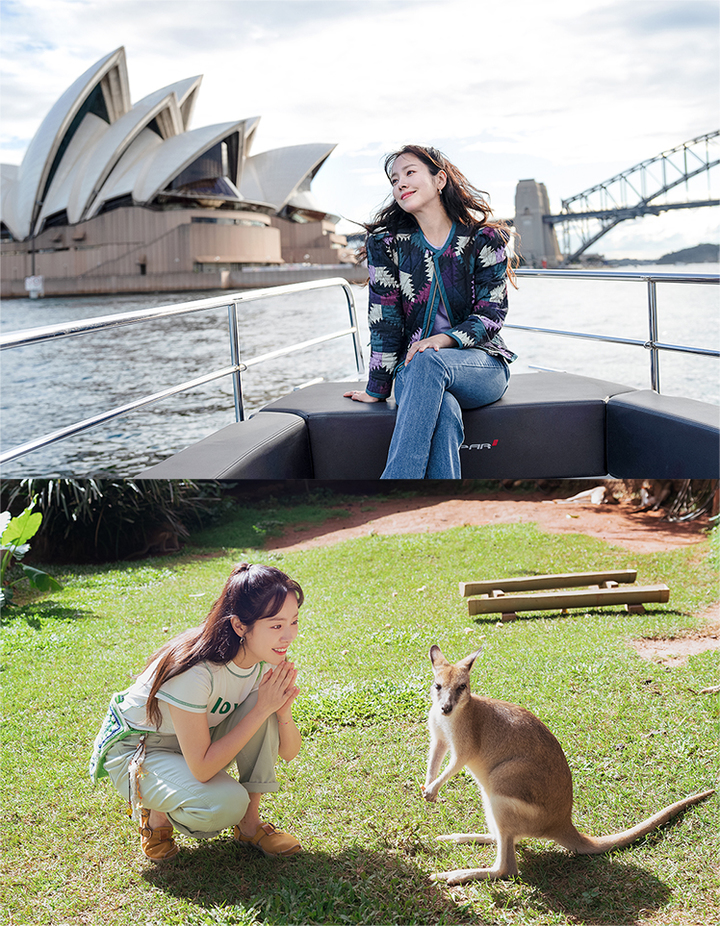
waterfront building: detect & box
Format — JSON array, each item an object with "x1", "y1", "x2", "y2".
[{"x1": 0, "y1": 48, "x2": 356, "y2": 296}]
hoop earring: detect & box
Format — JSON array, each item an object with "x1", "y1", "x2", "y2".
[{"x1": 238, "y1": 635, "x2": 245, "y2": 645}]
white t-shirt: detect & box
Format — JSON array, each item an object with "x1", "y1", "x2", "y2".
[{"x1": 118, "y1": 658, "x2": 270, "y2": 735}]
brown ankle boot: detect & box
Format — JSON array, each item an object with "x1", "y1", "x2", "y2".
[{"x1": 139, "y1": 809, "x2": 179, "y2": 861}]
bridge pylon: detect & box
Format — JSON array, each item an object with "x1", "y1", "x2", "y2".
[{"x1": 513, "y1": 180, "x2": 563, "y2": 268}]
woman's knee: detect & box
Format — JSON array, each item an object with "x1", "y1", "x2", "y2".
[
  {"x1": 398, "y1": 351, "x2": 447, "y2": 394},
  {"x1": 172, "y1": 777, "x2": 250, "y2": 836},
  {"x1": 408, "y1": 349, "x2": 446, "y2": 374},
  {"x1": 450, "y1": 356, "x2": 509, "y2": 409}
]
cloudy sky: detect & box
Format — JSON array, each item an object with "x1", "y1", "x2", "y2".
[{"x1": 1, "y1": 0, "x2": 718, "y2": 258}]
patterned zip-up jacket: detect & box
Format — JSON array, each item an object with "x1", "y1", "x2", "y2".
[{"x1": 365, "y1": 222, "x2": 516, "y2": 399}]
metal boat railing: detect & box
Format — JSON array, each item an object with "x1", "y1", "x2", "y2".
[
  {"x1": 0, "y1": 270, "x2": 717, "y2": 467},
  {"x1": 0, "y1": 277, "x2": 363, "y2": 466},
  {"x1": 512, "y1": 269, "x2": 719, "y2": 392}
]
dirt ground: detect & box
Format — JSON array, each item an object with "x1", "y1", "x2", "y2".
[
  {"x1": 268, "y1": 489, "x2": 712, "y2": 556},
  {"x1": 267, "y1": 487, "x2": 720, "y2": 665}
]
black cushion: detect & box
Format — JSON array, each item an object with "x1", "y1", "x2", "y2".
[
  {"x1": 136, "y1": 412, "x2": 311, "y2": 479},
  {"x1": 136, "y1": 373, "x2": 713, "y2": 481},
  {"x1": 263, "y1": 373, "x2": 636, "y2": 479},
  {"x1": 607, "y1": 390, "x2": 720, "y2": 478},
  {"x1": 262, "y1": 384, "x2": 397, "y2": 479},
  {"x1": 459, "y1": 372, "x2": 636, "y2": 478}
]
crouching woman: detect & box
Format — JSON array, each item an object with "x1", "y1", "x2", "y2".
[{"x1": 90, "y1": 563, "x2": 304, "y2": 862}]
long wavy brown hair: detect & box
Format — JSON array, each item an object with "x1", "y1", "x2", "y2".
[
  {"x1": 359, "y1": 144, "x2": 518, "y2": 282},
  {"x1": 144, "y1": 563, "x2": 304, "y2": 729}
]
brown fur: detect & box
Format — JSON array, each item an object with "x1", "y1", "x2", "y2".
[{"x1": 423, "y1": 645, "x2": 714, "y2": 884}]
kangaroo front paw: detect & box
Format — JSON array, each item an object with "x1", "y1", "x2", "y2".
[{"x1": 422, "y1": 784, "x2": 439, "y2": 802}]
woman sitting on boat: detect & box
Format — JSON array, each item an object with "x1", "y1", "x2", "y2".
[
  {"x1": 90, "y1": 563, "x2": 304, "y2": 862},
  {"x1": 344, "y1": 144, "x2": 517, "y2": 479}
]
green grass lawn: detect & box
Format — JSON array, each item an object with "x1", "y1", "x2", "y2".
[{"x1": 1, "y1": 494, "x2": 718, "y2": 926}]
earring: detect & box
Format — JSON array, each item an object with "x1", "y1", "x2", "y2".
[{"x1": 238, "y1": 635, "x2": 245, "y2": 645}]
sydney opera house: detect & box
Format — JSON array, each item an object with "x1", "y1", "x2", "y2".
[{"x1": 0, "y1": 48, "x2": 357, "y2": 297}]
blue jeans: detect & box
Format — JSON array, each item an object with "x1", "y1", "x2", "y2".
[{"x1": 381, "y1": 348, "x2": 509, "y2": 479}]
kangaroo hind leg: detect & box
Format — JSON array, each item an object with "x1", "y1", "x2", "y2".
[
  {"x1": 436, "y1": 832, "x2": 495, "y2": 845},
  {"x1": 435, "y1": 783, "x2": 500, "y2": 845},
  {"x1": 432, "y1": 832, "x2": 518, "y2": 884}
]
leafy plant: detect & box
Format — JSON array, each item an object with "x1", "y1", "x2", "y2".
[
  {"x1": 0, "y1": 478, "x2": 227, "y2": 563},
  {"x1": 0, "y1": 501, "x2": 62, "y2": 606}
]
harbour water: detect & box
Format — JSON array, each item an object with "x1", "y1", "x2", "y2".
[{"x1": 1, "y1": 264, "x2": 717, "y2": 478}]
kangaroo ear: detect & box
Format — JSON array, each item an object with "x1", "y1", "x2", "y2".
[
  {"x1": 460, "y1": 648, "x2": 483, "y2": 672},
  {"x1": 429, "y1": 644, "x2": 448, "y2": 667}
]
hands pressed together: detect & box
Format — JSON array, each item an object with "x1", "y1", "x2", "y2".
[{"x1": 257, "y1": 659, "x2": 300, "y2": 722}]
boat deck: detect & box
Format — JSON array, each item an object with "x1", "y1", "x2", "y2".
[{"x1": 137, "y1": 372, "x2": 720, "y2": 480}]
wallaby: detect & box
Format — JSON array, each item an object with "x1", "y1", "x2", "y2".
[{"x1": 423, "y1": 645, "x2": 714, "y2": 884}]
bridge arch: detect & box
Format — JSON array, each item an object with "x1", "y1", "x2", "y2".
[{"x1": 515, "y1": 131, "x2": 719, "y2": 266}]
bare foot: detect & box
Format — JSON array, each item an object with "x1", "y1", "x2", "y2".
[
  {"x1": 236, "y1": 815, "x2": 262, "y2": 838},
  {"x1": 236, "y1": 793, "x2": 263, "y2": 837},
  {"x1": 147, "y1": 809, "x2": 171, "y2": 829}
]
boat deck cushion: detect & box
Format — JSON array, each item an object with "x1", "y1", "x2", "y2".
[
  {"x1": 606, "y1": 390, "x2": 720, "y2": 478},
  {"x1": 458, "y1": 372, "x2": 636, "y2": 478},
  {"x1": 136, "y1": 412, "x2": 311, "y2": 479},
  {"x1": 135, "y1": 373, "x2": 710, "y2": 481},
  {"x1": 262, "y1": 373, "x2": 636, "y2": 479},
  {"x1": 262, "y1": 385, "x2": 398, "y2": 479}
]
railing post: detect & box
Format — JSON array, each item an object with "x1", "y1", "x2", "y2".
[
  {"x1": 341, "y1": 282, "x2": 365, "y2": 375},
  {"x1": 227, "y1": 303, "x2": 244, "y2": 421},
  {"x1": 646, "y1": 279, "x2": 661, "y2": 393}
]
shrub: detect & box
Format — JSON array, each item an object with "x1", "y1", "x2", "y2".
[{"x1": 0, "y1": 479, "x2": 227, "y2": 563}]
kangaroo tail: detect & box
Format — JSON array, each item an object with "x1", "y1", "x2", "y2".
[{"x1": 557, "y1": 789, "x2": 715, "y2": 855}]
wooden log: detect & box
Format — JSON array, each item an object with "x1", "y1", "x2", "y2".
[
  {"x1": 467, "y1": 584, "x2": 670, "y2": 616},
  {"x1": 460, "y1": 570, "x2": 637, "y2": 597}
]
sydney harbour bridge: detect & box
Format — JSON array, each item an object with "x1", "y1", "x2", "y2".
[{"x1": 515, "y1": 130, "x2": 719, "y2": 266}]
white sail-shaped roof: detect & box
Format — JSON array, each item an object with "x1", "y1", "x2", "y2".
[
  {"x1": 37, "y1": 114, "x2": 111, "y2": 225},
  {"x1": 175, "y1": 77, "x2": 201, "y2": 131},
  {"x1": 0, "y1": 49, "x2": 338, "y2": 240},
  {"x1": 4, "y1": 47, "x2": 129, "y2": 239},
  {"x1": 63, "y1": 77, "x2": 201, "y2": 223},
  {"x1": 132, "y1": 120, "x2": 244, "y2": 203},
  {"x1": 0, "y1": 164, "x2": 19, "y2": 204},
  {"x1": 84, "y1": 131, "x2": 166, "y2": 219},
  {"x1": 239, "y1": 143, "x2": 336, "y2": 212},
  {"x1": 0, "y1": 164, "x2": 21, "y2": 238},
  {"x1": 236, "y1": 116, "x2": 261, "y2": 190}
]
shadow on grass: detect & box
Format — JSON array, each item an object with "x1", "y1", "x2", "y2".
[
  {"x1": 142, "y1": 836, "x2": 674, "y2": 925},
  {"x1": 506, "y1": 845, "x2": 672, "y2": 925},
  {"x1": 472, "y1": 606, "x2": 679, "y2": 626},
  {"x1": 143, "y1": 838, "x2": 482, "y2": 925},
  {"x1": 0, "y1": 600, "x2": 95, "y2": 629}
]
